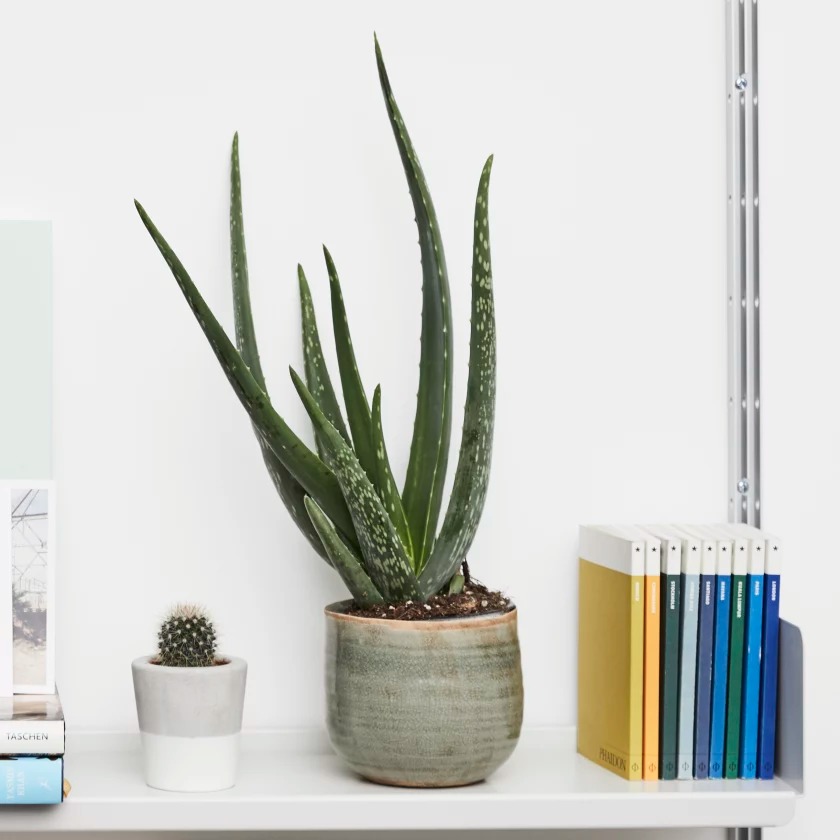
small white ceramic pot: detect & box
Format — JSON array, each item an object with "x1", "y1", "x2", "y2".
[{"x1": 131, "y1": 656, "x2": 247, "y2": 792}]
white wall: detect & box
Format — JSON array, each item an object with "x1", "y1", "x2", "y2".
[
  {"x1": 6, "y1": 0, "x2": 832, "y2": 837},
  {"x1": 757, "y1": 1, "x2": 840, "y2": 837}
]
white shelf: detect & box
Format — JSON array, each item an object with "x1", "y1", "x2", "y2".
[{"x1": 3, "y1": 728, "x2": 797, "y2": 832}]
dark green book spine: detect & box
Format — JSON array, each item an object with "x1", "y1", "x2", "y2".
[
  {"x1": 659, "y1": 572, "x2": 681, "y2": 779},
  {"x1": 725, "y1": 573, "x2": 747, "y2": 778}
]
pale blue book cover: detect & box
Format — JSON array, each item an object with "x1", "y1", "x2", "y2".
[
  {"x1": 675, "y1": 533, "x2": 701, "y2": 779},
  {"x1": 1, "y1": 757, "x2": 63, "y2": 805}
]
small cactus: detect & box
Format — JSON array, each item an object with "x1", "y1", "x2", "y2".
[{"x1": 156, "y1": 604, "x2": 218, "y2": 667}]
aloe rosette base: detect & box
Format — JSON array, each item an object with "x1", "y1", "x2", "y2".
[{"x1": 134, "y1": 38, "x2": 497, "y2": 606}]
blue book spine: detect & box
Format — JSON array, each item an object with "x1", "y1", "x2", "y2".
[
  {"x1": 709, "y1": 572, "x2": 732, "y2": 778},
  {"x1": 694, "y1": 572, "x2": 716, "y2": 779},
  {"x1": 1, "y1": 757, "x2": 64, "y2": 805},
  {"x1": 739, "y1": 572, "x2": 765, "y2": 778},
  {"x1": 677, "y1": 571, "x2": 700, "y2": 780},
  {"x1": 758, "y1": 571, "x2": 781, "y2": 779}
]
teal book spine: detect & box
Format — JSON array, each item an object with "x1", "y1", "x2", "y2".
[
  {"x1": 659, "y1": 570, "x2": 681, "y2": 779},
  {"x1": 1, "y1": 757, "x2": 64, "y2": 805},
  {"x1": 739, "y1": 568, "x2": 765, "y2": 778},
  {"x1": 725, "y1": 571, "x2": 747, "y2": 778}
]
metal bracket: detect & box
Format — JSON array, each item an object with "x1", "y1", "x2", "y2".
[
  {"x1": 776, "y1": 619, "x2": 804, "y2": 794},
  {"x1": 728, "y1": 829, "x2": 763, "y2": 840},
  {"x1": 727, "y1": 0, "x2": 761, "y2": 528}
]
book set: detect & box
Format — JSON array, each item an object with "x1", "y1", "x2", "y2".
[
  {"x1": 577, "y1": 523, "x2": 782, "y2": 782},
  {"x1": 0, "y1": 480, "x2": 66, "y2": 805}
]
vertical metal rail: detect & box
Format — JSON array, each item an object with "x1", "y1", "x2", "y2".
[
  {"x1": 727, "y1": 0, "x2": 761, "y2": 529},
  {"x1": 727, "y1": 1, "x2": 762, "y2": 836}
]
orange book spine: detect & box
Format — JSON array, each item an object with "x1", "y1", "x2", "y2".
[{"x1": 643, "y1": 573, "x2": 661, "y2": 779}]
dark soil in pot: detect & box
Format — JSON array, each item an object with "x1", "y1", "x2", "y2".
[{"x1": 345, "y1": 581, "x2": 511, "y2": 621}]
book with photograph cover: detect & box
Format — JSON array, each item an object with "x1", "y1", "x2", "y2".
[
  {"x1": 0, "y1": 693, "x2": 64, "y2": 756},
  {"x1": 0, "y1": 481, "x2": 56, "y2": 695},
  {"x1": 0, "y1": 503, "x2": 10, "y2": 696}
]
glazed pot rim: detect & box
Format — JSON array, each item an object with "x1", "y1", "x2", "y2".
[
  {"x1": 132, "y1": 655, "x2": 247, "y2": 673},
  {"x1": 324, "y1": 599, "x2": 517, "y2": 629}
]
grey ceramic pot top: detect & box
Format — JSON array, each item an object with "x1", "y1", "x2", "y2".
[{"x1": 132, "y1": 656, "x2": 247, "y2": 737}]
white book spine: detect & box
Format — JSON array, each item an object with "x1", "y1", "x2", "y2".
[{"x1": 0, "y1": 721, "x2": 64, "y2": 755}]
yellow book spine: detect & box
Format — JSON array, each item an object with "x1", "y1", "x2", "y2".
[
  {"x1": 629, "y1": 574, "x2": 644, "y2": 780},
  {"x1": 643, "y1": 574, "x2": 660, "y2": 779}
]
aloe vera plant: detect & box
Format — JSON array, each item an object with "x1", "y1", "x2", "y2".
[{"x1": 135, "y1": 38, "x2": 496, "y2": 606}]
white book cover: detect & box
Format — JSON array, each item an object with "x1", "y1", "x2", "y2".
[
  {"x1": 579, "y1": 525, "x2": 646, "y2": 576},
  {"x1": 593, "y1": 524, "x2": 660, "y2": 575},
  {"x1": 3, "y1": 480, "x2": 56, "y2": 694}
]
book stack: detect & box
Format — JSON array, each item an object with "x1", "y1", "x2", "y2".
[
  {"x1": 0, "y1": 692, "x2": 66, "y2": 804},
  {"x1": 577, "y1": 524, "x2": 781, "y2": 782},
  {"x1": 1, "y1": 481, "x2": 64, "y2": 803}
]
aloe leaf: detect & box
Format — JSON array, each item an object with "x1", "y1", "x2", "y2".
[
  {"x1": 419, "y1": 157, "x2": 496, "y2": 599},
  {"x1": 371, "y1": 386, "x2": 414, "y2": 564},
  {"x1": 227, "y1": 134, "x2": 330, "y2": 562},
  {"x1": 290, "y1": 367, "x2": 421, "y2": 602},
  {"x1": 304, "y1": 497, "x2": 384, "y2": 607},
  {"x1": 258, "y1": 451, "x2": 332, "y2": 561},
  {"x1": 323, "y1": 246, "x2": 377, "y2": 481},
  {"x1": 230, "y1": 132, "x2": 265, "y2": 385},
  {"x1": 135, "y1": 199, "x2": 357, "y2": 545},
  {"x1": 448, "y1": 573, "x2": 465, "y2": 595},
  {"x1": 375, "y1": 36, "x2": 453, "y2": 567},
  {"x1": 298, "y1": 264, "x2": 351, "y2": 458}
]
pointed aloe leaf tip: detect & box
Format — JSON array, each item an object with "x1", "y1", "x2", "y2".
[{"x1": 322, "y1": 244, "x2": 337, "y2": 276}]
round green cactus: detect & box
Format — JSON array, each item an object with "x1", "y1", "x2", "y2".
[{"x1": 156, "y1": 604, "x2": 218, "y2": 667}]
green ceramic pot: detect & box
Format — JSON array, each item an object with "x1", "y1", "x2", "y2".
[{"x1": 324, "y1": 600, "x2": 523, "y2": 787}]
